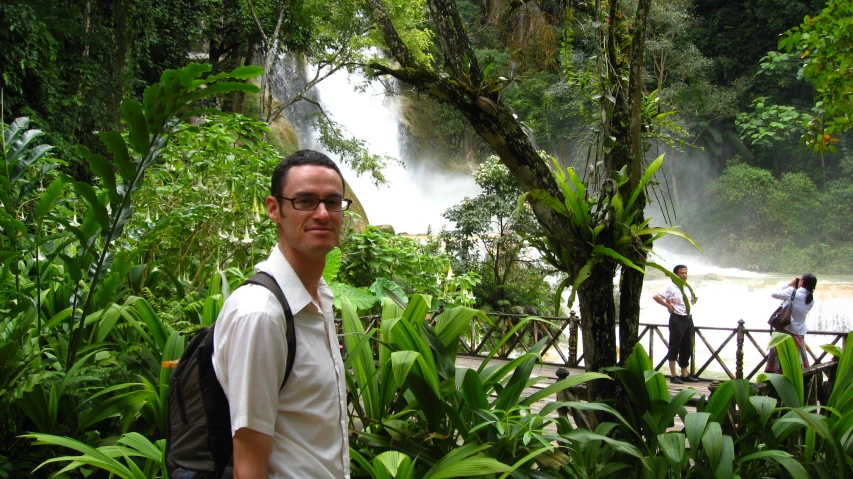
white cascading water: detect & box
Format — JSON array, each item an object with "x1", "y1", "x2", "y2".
[
  {"x1": 305, "y1": 67, "x2": 481, "y2": 234},
  {"x1": 279, "y1": 59, "x2": 852, "y2": 377}
]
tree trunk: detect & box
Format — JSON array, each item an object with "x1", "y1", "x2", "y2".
[
  {"x1": 577, "y1": 263, "x2": 618, "y2": 402},
  {"x1": 111, "y1": 0, "x2": 129, "y2": 126},
  {"x1": 618, "y1": 259, "x2": 645, "y2": 364}
]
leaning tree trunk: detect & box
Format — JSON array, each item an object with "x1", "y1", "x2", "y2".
[{"x1": 363, "y1": 0, "x2": 654, "y2": 403}]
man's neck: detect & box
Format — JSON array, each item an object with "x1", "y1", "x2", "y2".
[{"x1": 278, "y1": 243, "x2": 325, "y2": 302}]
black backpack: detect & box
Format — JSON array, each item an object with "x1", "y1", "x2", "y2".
[{"x1": 166, "y1": 272, "x2": 296, "y2": 479}]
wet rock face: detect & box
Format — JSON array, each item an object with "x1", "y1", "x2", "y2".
[
  {"x1": 704, "y1": 273, "x2": 724, "y2": 281},
  {"x1": 373, "y1": 224, "x2": 396, "y2": 235},
  {"x1": 343, "y1": 181, "x2": 370, "y2": 234}
]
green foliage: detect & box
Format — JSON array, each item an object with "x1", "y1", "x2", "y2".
[
  {"x1": 687, "y1": 157, "x2": 853, "y2": 272},
  {"x1": 736, "y1": 97, "x2": 814, "y2": 147},
  {"x1": 127, "y1": 112, "x2": 280, "y2": 289},
  {"x1": 338, "y1": 226, "x2": 477, "y2": 308},
  {"x1": 778, "y1": 0, "x2": 853, "y2": 152},
  {"x1": 523, "y1": 154, "x2": 700, "y2": 313},
  {"x1": 342, "y1": 295, "x2": 610, "y2": 477},
  {"x1": 25, "y1": 432, "x2": 166, "y2": 479},
  {"x1": 0, "y1": 62, "x2": 259, "y2": 475},
  {"x1": 441, "y1": 155, "x2": 554, "y2": 312}
]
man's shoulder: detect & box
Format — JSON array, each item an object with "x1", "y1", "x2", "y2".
[{"x1": 220, "y1": 284, "x2": 282, "y2": 319}]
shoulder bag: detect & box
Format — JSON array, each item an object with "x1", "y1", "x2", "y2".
[{"x1": 768, "y1": 287, "x2": 797, "y2": 332}]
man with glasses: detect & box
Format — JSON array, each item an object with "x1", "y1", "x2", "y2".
[{"x1": 213, "y1": 150, "x2": 352, "y2": 478}]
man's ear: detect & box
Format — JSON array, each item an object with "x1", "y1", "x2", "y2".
[{"x1": 265, "y1": 196, "x2": 280, "y2": 221}]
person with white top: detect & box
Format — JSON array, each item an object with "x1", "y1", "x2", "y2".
[
  {"x1": 653, "y1": 264, "x2": 699, "y2": 384},
  {"x1": 213, "y1": 150, "x2": 352, "y2": 478},
  {"x1": 765, "y1": 273, "x2": 818, "y2": 374}
]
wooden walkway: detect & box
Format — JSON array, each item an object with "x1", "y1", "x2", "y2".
[{"x1": 455, "y1": 355, "x2": 713, "y2": 426}]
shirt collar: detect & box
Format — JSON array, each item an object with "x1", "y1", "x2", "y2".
[{"x1": 256, "y1": 246, "x2": 318, "y2": 315}]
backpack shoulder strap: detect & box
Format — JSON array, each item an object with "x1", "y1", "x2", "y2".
[{"x1": 242, "y1": 271, "x2": 296, "y2": 390}]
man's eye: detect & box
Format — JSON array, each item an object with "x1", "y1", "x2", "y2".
[{"x1": 295, "y1": 198, "x2": 318, "y2": 208}]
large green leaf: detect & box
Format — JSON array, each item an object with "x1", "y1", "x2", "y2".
[
  {"x1": 715, "y1": 434, "x2": 734, "y2": 479},
  {"x1": 99, "y1": 131, "x2": 136, "y2": 183},
  {"x1": 36, "y1": 177, "x2": 66, "y2": 220},
  {"x1": 684, "y1": 412, "x2": 710, "y2": 457},
  {"x1": 828, "y1": 330, "x2": 853, "y2": 407},
  {"x1": 323, "y1": 248, "x2": 342, "y2": 283},
  {"x1": 330, "y1": 283, "x2": 377, "y2": 311},
  {"x1": 433, "y1": 306, "x2": 486, "y2": 351},
  {"x1": 624, "y1": 154, "x2": 664, "y2": 215},
  {"x1": 80, "y1": 147, "x2": 121, "y2": 205},
  {"x1": 591, "y1": 244, "x2": 644, "y2": 273},
  {"x1": 657, "y1": 433, "x2": 686, "y2": 470},
  {"x1": 390, "y1": 351, "x2": 420, "y2": 389},
  {"x1": 72, "y1": 181, "x2": 110, "y2": 232},
  {"x1": 493, "y1": 355, "x2": 536, "y2": 411},
  {"x1": 634, "y1": 227, "x2": 704, "y2": 253},
  {"x1": 737, "y1": 450, "x2": 808, "y2": 479},
  {"x1": 772, "y1": 333, "x2": 805, "y2": 405},
  {"x1": 566, "y1": 259, "x2": 594, "y2": 308},
  {"x1": 121, "y1": 100, "x2": 150, "y2": 156},
  {"x1": 759, "y1": 373, "x2": 801, "y2": 408},
  {"x1": 342, "y1": 297, "x2": 380, "y2": 420},
  {"x1": 421, "y1": 443, "x2": 496, "y2": 479},
  {"x1": 374, "y1": 451, "x2": 414, "y2": 479},
  {"x1": 564, "y1": 429, "x2": 650, "y2": 469},
  {"x1": 749, "y1": 396, "x2": 777, "y2": 427},
  {"x1": 24, "y1": 433, "x2": 137, "y2": 479},
  {"x1": 520, "y1": 372, "x2": 610, "y2": 406},
  {"x1": 653, "y1": 388, "x2": 696, "y2": 433},
  {"x1": 426, "y1": 458, "x2": 512, "y2": 479}
]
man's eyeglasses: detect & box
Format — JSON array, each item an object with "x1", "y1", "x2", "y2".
[{"x1": 275, "y1": 196, "x2": 352, "y2": 212}]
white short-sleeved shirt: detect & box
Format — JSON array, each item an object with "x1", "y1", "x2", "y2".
[
  {"x1": 771, "y1": 286, "x2": 814, "y2": 336},
  {"x1": 212, "y1": 247, "x2": 350, "y2": 478},
  {"x1": 659, "y1": 283, "x2": 692, "y2": 316}
]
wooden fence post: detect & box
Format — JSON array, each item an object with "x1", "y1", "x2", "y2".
[
  {"x1": 568, "y1": 311, "x2": 580, "y2": 366},
  {"x1": 736, "y1": 319, "x2": 746, "y2": 379},
  {"x1": 556, "y1": 368, "x2": 569, "y2": 419}
]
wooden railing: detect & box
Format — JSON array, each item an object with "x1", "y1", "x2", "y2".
[{"x1": 350, "y1": 311, "x2": 848, "y2": 381}]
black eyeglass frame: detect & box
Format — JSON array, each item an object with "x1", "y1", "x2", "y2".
[{"x1": 274, "y1": 196, "x2": 352, "y2": 212}]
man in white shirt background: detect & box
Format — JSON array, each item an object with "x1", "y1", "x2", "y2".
[
  {"x1": 213, "y1": 150, "x2": 351, "y2": 478},
  {"x1": 653, "y1": 264, "x2": 699, "y2": 384}
]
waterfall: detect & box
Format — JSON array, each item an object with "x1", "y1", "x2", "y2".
[
  {"x1": 295, "y1": 66, "x2": 481, "y2": 235},
  {"x1": 270, "y1": 52, "x2": 320, "y2": 140}
]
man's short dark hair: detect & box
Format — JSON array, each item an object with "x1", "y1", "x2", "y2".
[
  {"x1": 673, "y1": 264, "x2": 687, "y2": 274},
  {"x1": 271, "y1": 149, "x2": 345, "y2": 197}
]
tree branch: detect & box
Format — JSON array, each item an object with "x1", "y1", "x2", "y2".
[
  {"x1": 364, "y1": 0, "x2": 416, "y2": 68},
  {"x1": 426, "y1": 0, "x2": 483, "y2": 88}
]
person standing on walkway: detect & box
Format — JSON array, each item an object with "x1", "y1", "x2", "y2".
[
  {"x1": 653, "y1": 264, "x2": 699, "y2": 384},
  {"x1": 765, "y1": 274, "x2": 818, "y2": 374},
  {"x1": 213, "y1": 150, "x2": 351, "y2": 478}
]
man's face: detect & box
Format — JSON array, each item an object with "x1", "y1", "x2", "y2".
[
  {"x1": 267, "y1": 165, "x2": 344, "y2": 260},
  {"x1": 676, "y1": 267, "x2": 688, "y2": 281}
]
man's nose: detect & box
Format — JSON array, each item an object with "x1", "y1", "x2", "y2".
[{"x1": 313, "y1": 202, "x2": 331, "y2": 219}]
